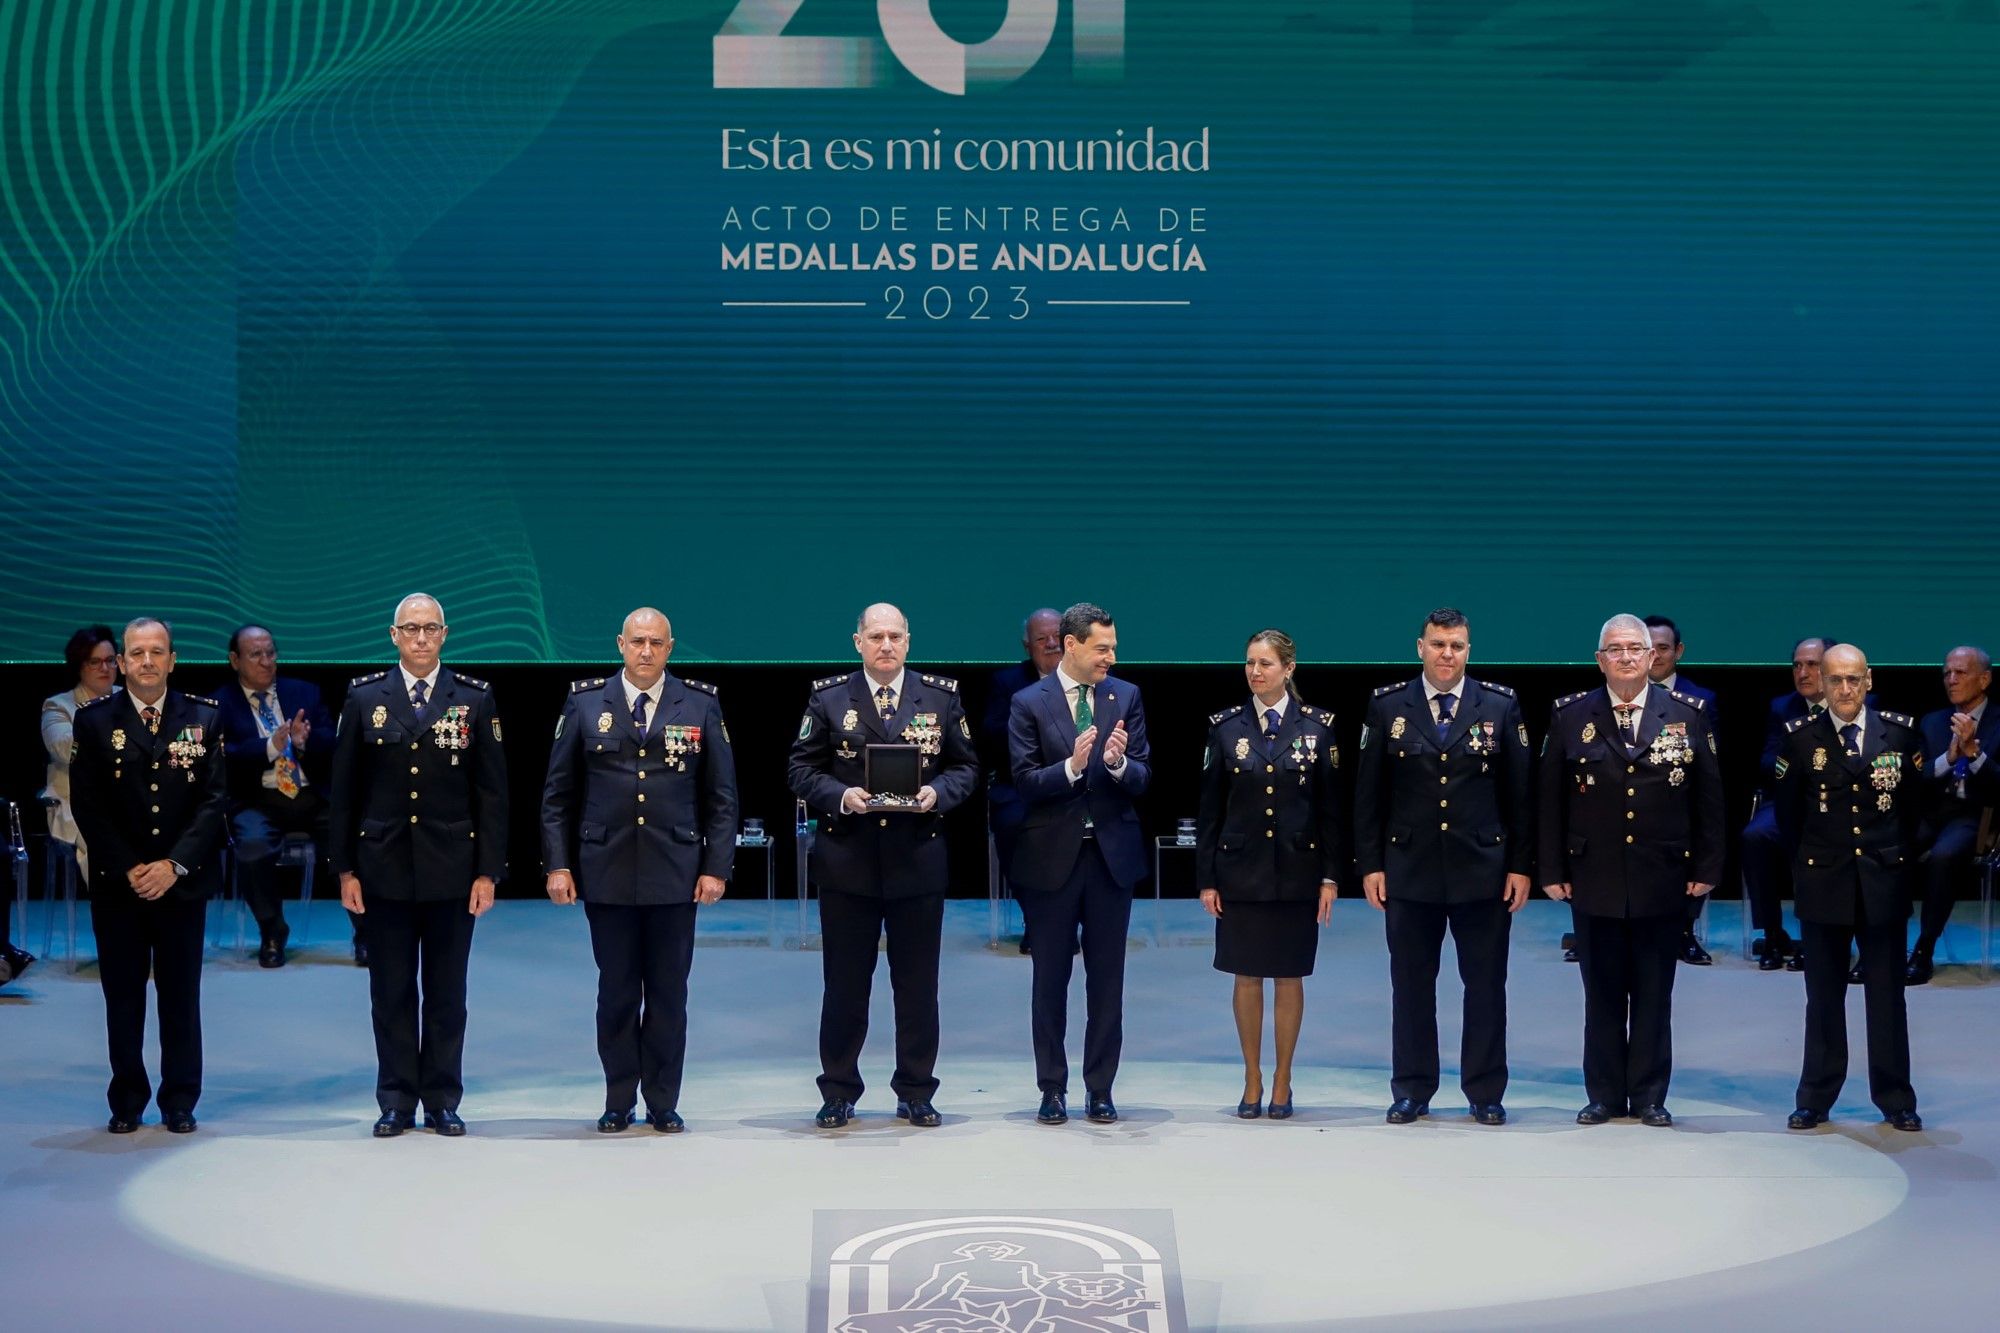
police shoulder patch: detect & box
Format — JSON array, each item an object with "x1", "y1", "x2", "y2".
[
  {"x1": 1784, "y1": 715, "x2": 1813, "y2": 734},
  {"x1": 1372, "y1": 682, "x2": 1403, "y2": 698},
  {"x1": 350, "y1": 670, "x2": 389, "y2": 688},
  {"x1": 570, "y1": 676, "x2": 606, "y2": 695},
  {"x1": 455, "y1": 673, "x2": 490, "y2": 692},
  {"x1": 1879, "y1": 710, "x2": 1913, "y2": 728},
  {"x1": 1475, "y1": 679, "x2": 1515, "y2": 697},
  {"x1": 683, "y1": 678, "x2": 718, "y2": 696},
  {"x1": 1669, "y1": 689, "x2": 1706, "y2": 711},
  {"x1": 1553, "y1": 690, "x2": 1592, "y2": 710},
  {"x1": 812, "y1": 673, "x2": 849, "y2": 692},
  {"x1": 1209, "y1": 704, "x2": 1244, "y2": 726},
  {"x1": 919, "y1": 672, "x2": 959, "y2": 694},
  {"x1": 1774, "y1": 756, "x2": 1790, "y2": 779}
]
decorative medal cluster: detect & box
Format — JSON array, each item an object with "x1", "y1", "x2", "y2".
[
  {"x1": 433, "y1": 706, "x2": 472, "y2": 762},
  {"x1": 661, "y1": 725, "x2": 702, "y2": 771},
  {"x1": 1649, "y1": 722, "x2": 1694, "y2": 786},
  {"x1": 1463, "y1": 721, "x2": 1497, "y2": 755},
  {"x1": 900, "y1": 713, "x2": 942, "y2": 760},
  {"x1": 1869, "y1": 753, "x2": 1902, "y2": 811},
  {"x1": 166, "y1": 726, "x2": 208, "y2": 777}
]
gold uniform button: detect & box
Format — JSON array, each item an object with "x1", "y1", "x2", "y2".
[
  {"x1": 1439, "y1": 799, "x2": 1448, "y2": 809},
  {"x1": 1626, "y1": 811, "x2": 1635, "y2": 820},
  {"x1": 410, "y1": 791, "x2": 419, "y2": 800},
  {"x1": 1265, "y1": 765, "x2": 1274, "y2": 773},
  {"x1": 1626, "y1": 788, "x2": 1635, "y2": 796},
  {"x1": 1267, "y1": 830, "x2": 1275, "y2": 838},
  {"x1": 410, "y1": 742, "x2": 419, "y2": 751},
  {"x1": 1626, "y1": 765, "x2": 1635, "y2": 774},
  {"x1": 152, "y1": 761, "x2": 161, "y2": 770},
  {"x1": 1851, "y1": 826, "x2": 1860, "y2": 835},
  {"x1": 410, "y1": 766, "x2": 419, "y2": 775},
  {"x1": 1439, "y1": 776, "x2": 1448, "y2": 785},
  {"x1": 637, "y1": 793, "x2": 646, "y2": 803},
  {"x1": 1265, "y1": 808, "x2": 1274, "y2": 817},
  {"x1": 638, "y1": 771, "x2": 647, "y2": 780},
  {"x1": 1807, "y1": 857, "x2": 1815, "y2": 866},
  {"x1": 1626, "y1": 834, "x2": 1634, "y2": 844},
  {"x1": 1440, "y1": 821, "x2": 1450, "y2": 831},
  {"x1": 1265, "y1": 786, "x2": 1274, "y2": 795},
  {"x1": 1854, "y1": 848, "x2": 1862, "y2": 856},
  {"x1": 409, "y1": 815, "x2": 418, "y2": 824},
  {"x1": 880, "y1": 818, "x2": 889, "y2": 828},
  {"x1": 637, "y1": 817, "x2": 646, "y2": 826},
  {"x1": 150, "y1": 783, "x2": 159, "y2": 792},
  {"x1": 151, "y1": 828, "x2": 160, "y2": 836},
  {"x1": 150, "y1": 805, "x2": 160, "y2": 814},
  {"x1": 639, "y1": 749, "x2": 648, "y2": 758}
]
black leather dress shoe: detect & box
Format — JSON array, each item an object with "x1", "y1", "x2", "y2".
[
  {"x1": 1785, "y1": 950, "x2": 1805, "y2": 972},
  {"x1": 1757, "y1": 949, "x2": 1786, "y2": 972},
  {"x1": 1887, "y1": 1110, "x2": 1924, "y2": 1132},
  {"x1": 815, "y1": 1099, "x2": 855, "y2": 1129},
  {"x1": 1, "y1": 946, "x2": 35, "y2": 983},
  {"x1": 163, "y1": 1110, "x2": 197, "y2": 1134},
  {"x1": 1904, "y1": 949, "x2": 1934, "y2": 986},
  {"x1": 424, "y1": 1109, "x2": 466, "y2": 1136},
  {"x1": 1576, "y1": 1102, "x2": 1619, "y2": 1126},
  {"x1": 1562, "y1": 946, "x2": 1579, "y2": 963},
  {"x1": 1787, "y1": 1108, "x2": 1826, "y2": 1130},
  {"x1": 647, "y1": 1109, "x2": 685, "y2": 1133},
  {"x1": 597, "y1": 1108, "x2": 634, "y2": 1133},
  {"x1": 1386, "y1": 1099, "x2": 1429, "y2": 1125},
  {"x1": 372, "y1": 1110, "x2": 414, "y2": 1138},
  {"x1": 1638, "y1": 1104, "x2": 1673, "y2": 1128},
  {"x1": 107, "y1": 1114, "x2": 141, "y2": 1134},
  {"x1": 353, "y1": 939, "x2": 370, "y2": 967},
  {"x1": 1680, "y1": 932, "x2": 1713, "y2": 965},
  {"x1": 1471, "y1": 1103, "x2": 1507, "y2": 1126},
  {"x1": 1085, "y1": 1093, "x2": 1118, "y2": 1124},
  {"x1": 1266, "y1": 1099, "x2": 1294, "y2": 1120},
  {"x1": 1235, "y1": 1098, "x2": 1263, "y2": 1120},
  {"x1": 258, "y1": 938, "x2": 286, "y2": 969},
  {"x1": 896, "y1": 1099, "x2": 942, "y2": 1127},
  {"x1": 1036, "y1": 1092, "x2": 1068, "y2": 1125}
]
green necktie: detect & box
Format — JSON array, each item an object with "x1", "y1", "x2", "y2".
[{"x1": 1074, "y1": 684, "x2": 1093, "y2": 733}]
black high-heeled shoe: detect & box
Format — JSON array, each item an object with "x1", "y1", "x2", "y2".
[
  {"x1": 1266, "y1": 1099, "x2": 1295, "y2": 1120},
  {"x1": 1235, "y1": 1097, "x2": 1263, "y2": 1119}
]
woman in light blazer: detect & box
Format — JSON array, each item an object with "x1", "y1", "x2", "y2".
[{"x1": 41, "y1": 624, "x2": 121, "y2": 878}]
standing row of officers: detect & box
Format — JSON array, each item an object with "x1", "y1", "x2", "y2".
[{"x1": 65, "y1": 599, "x2": 1985, "y2": 1139}]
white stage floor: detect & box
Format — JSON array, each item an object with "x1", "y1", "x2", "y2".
[{"x1": 3, "y1": 899, "x2": 1997, "y2": 1331}]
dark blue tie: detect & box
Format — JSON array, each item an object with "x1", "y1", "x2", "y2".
[
  {"x1": 633, "y1": 691, "x2": 650, "y2": 738},
  {"x1": 410, "y1": 678, "x2": 428, "y2": 721},
  {"x1": 1264, "y1": 707, "x2": 1282, "y2": 752},
  {"x1": 1435, "y1": 692, "x2": 1454, "y2": 742},
  {"x1": 1840, "y1": 723, "x2": 1860, "y2": 758}
]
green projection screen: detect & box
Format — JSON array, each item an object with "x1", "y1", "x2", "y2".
[{"x1": 2, "y1": 2, "x2": 1994, "y2": 664}]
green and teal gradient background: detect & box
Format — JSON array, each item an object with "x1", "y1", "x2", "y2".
[{"x1": 3, "y1": 1, "x2": 1994, "y2": 665}]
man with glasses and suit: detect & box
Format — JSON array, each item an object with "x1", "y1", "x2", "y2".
[
  {"x1": 1006, "y1": 602, "x2": 1152, "y2": 1126},
  {"x1": 1539, "y1": 614, "x2": 1723, "y2": 1128},
  {"x1": 330, "y1": 593, "x2": 507, "y2": 1138}
]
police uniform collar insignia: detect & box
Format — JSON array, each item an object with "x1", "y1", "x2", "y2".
[
  {"x1": 350, "y1": 670, "x2": 388, "y2": 687},
  {"x1": 571, "y1": 677, "x2": 606, "y2": 694},
  {"x1": 812, "y1": 673, "x2": 848, "y2": 692}
]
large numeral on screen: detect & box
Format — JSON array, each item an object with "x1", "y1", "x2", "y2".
[{"x1": 715, "y1": 1, "x2": 1124, "y2": 93}]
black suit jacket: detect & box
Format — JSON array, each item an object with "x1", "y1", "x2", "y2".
[
  {"x1": 1776, "y1": 708, "x2": 1926, "y2": 926},
  {"x1": 1538, "y1": 686, "x2": 1725, "y2": 918},
  {"x1": 981, "y1": 661, "x2": 1040, "y2": 839},
  {"x1": 541, "y1": 672, "x2": 738, "y2": 906},
  {"x1": 69, "y1": 689, "x2": 229, "y2": 899},
  {"x1": 328, "y1": 668, "x2": 509, "y2": 902},
  {"x1": 216, "y1": 676, "x2": 336, "y2": 808},
  {"x1": 1917, "y1": 702, "x2": 2000, "y2": 834},
  {"x1": 789, "y1": 670, "x2": 980, "y2": 899},
  {"x1": 1006, "y1": 672, "x2": 1152, "y2": 893},
  {"x1": 1195, "y1": 699, "x2": 1345, "y2": 901},
  {"x1": 1353, "y1": 678, "x2": 1534, "y2": 903}
]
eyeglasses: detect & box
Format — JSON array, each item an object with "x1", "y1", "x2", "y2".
[
  {"x1": 1824, "y1": 674, "x2": 1867, "y2": 687},
  {"x1": 394, "y1": 623, "x2": 445, "y2": 638},
  {"x1": 1597, "y1": 645, "x2": 1651, "y2": 661},
  {"x1": 83, "y1": 656, "x2": 118, "y2": 668}
]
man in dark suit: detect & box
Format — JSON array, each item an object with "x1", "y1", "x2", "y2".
[
  {"x1": 1907, "y1": 645, "x2": 1997, "y2": 984},
  {"x1": 1645, "y1": 615, "x2": 1719, "y2": 966},
  {"x1": 1354, "y1": 607, "x2": 1532, "y2": 1126},
  {"x1": 1774, "y1": 642, "x2": 1925, "y2": 1130},
  {"x1": 1006, "y1": 602, "x2": 1152, "y2": 1125},
  {"x1": 1743, "y1": 636, "x2": 1834, "y2": 971},
  {"x1": 541, "y1": 607, "x2": 736, "y2": 1134},
  {"x1": 217, "y1": 623, "x2": 348, "y2": 967},
  {"x1": 789, "y1": 603, "x2": 979, "y2": 1129},
  {"x1": 982, "y1": 608, "x2": 1063, "y2": 876},
  {"x1": 1539, "y1": 614, "x2": 1723, "y2": 1127},
  {"x1": 69, "y1": 617, "x2": 228, "y2": 1133},
  {"x1": 329, "y1": 593, "x2": 507, "y2": 1137}
]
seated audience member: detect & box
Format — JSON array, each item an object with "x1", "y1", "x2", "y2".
[
  {"x1": 1742, "y1": 636, "x2": 1833, "y2": 972},
  {"x1": 1646, "y1": 615, "x2": 1718, "y2": 966},
  {"x1": 1907, "y1": 645, "x2": 1997, "y2": 985}
]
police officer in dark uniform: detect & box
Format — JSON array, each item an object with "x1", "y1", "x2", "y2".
[
  {"x1": 789, "y1": 603, "x2": 979, "y2": 1129},
  {"x1": 329, "y1": 594, "x2": 508, "y2": 1138},
  {"x1": 1196, "y1": 629, "x2": 1344, "y2": 1121},
  {"x1": 541, "y1": 607, "x2": 736, "y2": 1134},
  {"x1": 1539, "y1": 614, "x2": 1723, "y2": 1128},
  {"x1": 1354, "y1": 607, "x2": 1532, "y2": 1127},
  {"x1": 1774, "y1": 642, "x2": 1924, "y2": 1131},
  {"x1": 69, "y1": 617, "x2": 227, "y2": 1134}
]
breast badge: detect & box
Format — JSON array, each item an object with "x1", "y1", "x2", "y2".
[
  {"x1": 1581, "y1": 722, "x2": 1597, "y2": 744},
  {"x1": 111, "y1": 728, "x2": 126, "y2": 752},
  {"x1": 371, "y1": 705, "x2": 388, "y2": 730},
  {"x1": 598, "y1": 712, "x2": 615, "y2": 734},
  {"x1": 841, "y1": 709, "x2": 860, "y2": 733},
  {"x1": 1812, "y1": 748, "x2": 1827, "y2": 771},
  {"x1": 1388, "y1": 716, "x2": 1406, "y2": 741},
  {"x1": 1234, "y1": 737, "x2": 1250, "y2": 761}
]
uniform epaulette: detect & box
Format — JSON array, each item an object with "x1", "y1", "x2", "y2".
[
  {"x1": 1373, "y1": 682, "x2": 1402, "y2": 698},
  {"x1": 1305, "y1": 705, "x2": 1336, "y2": 726},
  {"x1": 1553, "y1": 690, "x2": 1592, "y2": 709},
  {"x1": 1879, "y1": 710, "x2": 1913, "y2": 728},
  {"x1": 812, "y1": 673, "x2": 849, "y2": 692},
  {"x1": 1476, "y1": 679, "x2": 1515, "y2": 697},
  {"x1": 1669, "y1": 689, "x2": 1706, "y2": 711},
  {"x1": 350, "y1": 670, "x2": 388, "y2": 688},
  {"x1": 1209, "y1": 704, "x2": 1244, "y2": 726},
  {"x1": 919, "y1": 672, "x2": 958, "y2": 694},
  {"x1": 455, "y1": 673, "x2": 490, "y2": 691},
  {"x1": 78, "y1": 692, "x2": 116, "y2": 710},
  {"x1": 683, "y1": 678, "x2": 718, "y2": 696},
  {"x1": 570, "y1": 676, "x2": 606, "y2": 695},
  {"x1": 188, "y1": 695, "x2": 220, "y2": 709},
  {"x1": 1785, "y1": 715, "x2": 1813, "y2": 734}
]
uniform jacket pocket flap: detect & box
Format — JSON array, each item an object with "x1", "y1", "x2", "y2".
[
  {"x1": 587, "y1": 734, "x2": 624, "y2": 754},
  {"x1": 673, "y1": 827, "x2": 700, "y2": 844},
  {"x1": 359, "y1": 817, "x2": 396, "y2": 838},
  {"x1": 579, "y1": 823, "x2": 606, "y2": 844},
  {"x1": 1479, "y1": 826, "x2": 1505, "y2": 847},
  {"x1": 1218, "y1": 836, "x2": 1244, "y2": 852},
  {"x1": 1567, "y1": 835, "x2": 1588, "y2": 857}
]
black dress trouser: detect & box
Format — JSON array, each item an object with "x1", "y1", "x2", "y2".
[
  {"x1": 1385, "y1": 896, "x2": 1511, "y2": 1106},
  {"x1": 585, "y1": 900, "x2": 698, "y2": 1115},
  {"x1": 816, "y1": 887, "x2": 943, "y2": 1105},
  {"x1": 1018, "y1": 841, "x2": 1132, "y2": 1097},
  {"x1": 1798, "y1": 913, "x2": 1915, "y2": 1115},
  {"x1": 89, "y1": 890, "x2": 206, "y2": 1118},
  {"x1": 366, "y1": 897, "x2": 476, "y2": 1114},
  {"x1": 1574, "y1": 910, "x2": 1681, "y2": 1111}
]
